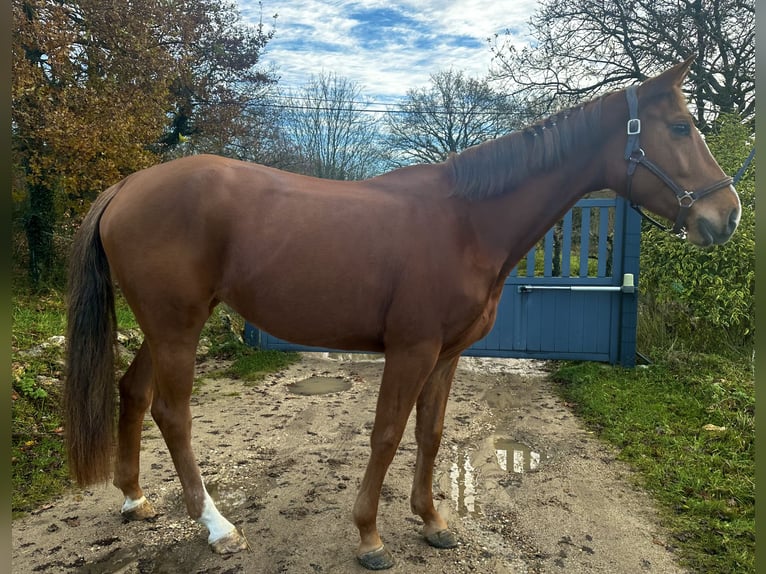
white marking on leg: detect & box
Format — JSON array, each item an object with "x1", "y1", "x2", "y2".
[
  {"x1": 197, "y1": 485, "x2": 237, "y2": 543},
  {"x1": 121, "y1": 495, "x2": 147, "y2": 513}
]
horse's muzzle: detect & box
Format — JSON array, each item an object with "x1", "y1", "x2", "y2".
[{"x1": 697, "y1": 205, "x2": 740, "y2": 246}]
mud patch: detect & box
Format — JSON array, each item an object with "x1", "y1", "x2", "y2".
[
  {"x1": 12, "y1": 353, "x2": 687, "y2": 574},
  {"x1": 287, "y1": 375, "x2": 352, "y2": 396}
]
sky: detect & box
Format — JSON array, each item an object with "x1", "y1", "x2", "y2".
[{"x1": 237, "y1": 0, "x2": 539, "y2": 104}]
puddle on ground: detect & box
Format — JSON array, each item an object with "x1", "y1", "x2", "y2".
[
  {"x1": 493, "y1": 438, "x2": 546, "y2": 474},
  {"x1": 449, "y1": 437, "x2": 547, "y2": 517},
  {"x1": 450, "y1": 446, "x2": 481, "y2": 517},
  {"x1": 288, "y1": 375, "x2": 352, "y2": 396}
]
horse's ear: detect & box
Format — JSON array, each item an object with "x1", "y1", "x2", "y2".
[{"x1": 640, "y1": 55, "x2": 695, "y2": 98}]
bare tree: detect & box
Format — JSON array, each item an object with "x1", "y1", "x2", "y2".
[
  {"x1": 385, "y1": 69, "x2": 528, "y2": 166},
  {"x1": 490, "y1": 0, "x2": 754, "y2": 131},
  {"x1": 281, "y1": 73, "x2": 385, "y2": 180},
  {"x1": 155, "y1": 0, "x2": 277, "y2": 157}
]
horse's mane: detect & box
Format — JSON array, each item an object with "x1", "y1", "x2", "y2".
[{"x1": 447, "y1": 96, "x2": 605, "y2": 200}]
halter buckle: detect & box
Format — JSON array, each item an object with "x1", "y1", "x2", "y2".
[
  {"x1": 627, "y1": 118, "x2": 641, "y2": 135},
  {"x1": 678, "y1": 191, "x2": 695, "y2": 208}
]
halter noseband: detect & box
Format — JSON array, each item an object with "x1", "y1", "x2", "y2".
[{"x1": 623, "y1": 85, "x2": 733, "y2": 238}]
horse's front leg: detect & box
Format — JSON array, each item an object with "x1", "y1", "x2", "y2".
[
  {"x1": 113, "y1": 341, "x2": 158, "y2": 520},
  {"x1": 149, "y1": 339, "x2": 247, "y2": 554},
  {"x1": 353, "y1": 344, "x2": 440, "y2": 570},
  {"x1": 410, "y1": 356, "x2": 460, "y2": 549}
]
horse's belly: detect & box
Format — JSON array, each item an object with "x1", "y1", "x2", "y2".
[{"x1": 225, "y1": 282, "x2": 387, "y2": 352}]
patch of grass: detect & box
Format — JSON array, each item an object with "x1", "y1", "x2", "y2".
[
  {"x1": 226, "y1": 349, "x2": 300, "y2": 383},
  {"x1": 12, "y1": 287, "x2": 139, "y2": 350},
  {"x1": 12, "y1": 288, "x2": 70, "y2": 517},
  {"x1": 199, "y1": 305, "x2": 300, "y2": 382},
  {"x1": 552, "y1": 352, "x2": 754, "y2": 574},
  {"x1": 12, "y1": 287, "x2": 72, "y2": 517},
  {"x1": 198, "y1": 305, "x2": 245, "y2": 358},
  {"x1": 12, "y1": 291, "x2": 67, "y2": 350},
  {"x1": 115, "y1": 295, "x2": 140, "y2": 332},
  {"x1": 11, "y1": 389, "x2": 69, "y2": 517}
]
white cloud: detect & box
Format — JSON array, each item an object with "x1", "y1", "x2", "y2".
[{"x1": 239, "y1": 0, "x2": 538, "y2": 101}]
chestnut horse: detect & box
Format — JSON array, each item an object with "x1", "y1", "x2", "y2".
[{"x1": 64, "y1": 58, "x2": 739, "y2": 570}]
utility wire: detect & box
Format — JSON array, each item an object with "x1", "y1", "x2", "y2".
[{"x1": 225, "y1": 97, "x2": 527, "y2": 118}]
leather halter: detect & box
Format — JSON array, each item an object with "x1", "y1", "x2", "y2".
[{"x1": 623, "y1": 85, "x2": 733, "y2": 237}]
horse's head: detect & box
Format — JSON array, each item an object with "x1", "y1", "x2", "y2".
[{"x1": 608, "y1": 56, "x2": 741, "y2": 246}]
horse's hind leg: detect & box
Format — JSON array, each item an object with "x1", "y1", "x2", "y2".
[
  {"x1": 147, "y1": 328, "x2": 247, "y2": 554},
  {"x1": 410, "y1": 356, "x2": 460, "y2": 549},
  {"x1": 113, "y1": 341, "x2": 158, "y2": 520}
]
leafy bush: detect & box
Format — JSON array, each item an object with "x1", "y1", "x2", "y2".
[{"x1": 638, "y1": 115, "x2": 754, "y2": 352}]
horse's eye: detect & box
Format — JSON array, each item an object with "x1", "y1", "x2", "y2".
[{"x1": 671, "y1": 122, "x2": 691, "y2": 136}]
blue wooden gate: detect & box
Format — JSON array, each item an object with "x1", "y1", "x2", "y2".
[{"x1": 244, "y1": 196, "x2": 642, "y2": 366}]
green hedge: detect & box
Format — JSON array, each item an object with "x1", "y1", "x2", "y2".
[{"x1": 638, "y1": 115, "x2": 754, "y2": 352}]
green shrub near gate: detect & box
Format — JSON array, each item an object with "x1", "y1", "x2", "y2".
[{"x1": 638, "y1": 115, "x2": 754, "y2": 352}]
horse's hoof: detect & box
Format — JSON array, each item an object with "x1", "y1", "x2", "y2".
[
  {"x1": 357, "y1": 545, "x2": 395, "y2": 570},
  {"x1": 425, "y1": 529, "x2": 459, "y2": 549},
  {"x1": 210, "y1": 528, "x2": 249, "y2": 554},
  {"x1": 121, "y1": 498, "x2": 158, "y2": 521}
]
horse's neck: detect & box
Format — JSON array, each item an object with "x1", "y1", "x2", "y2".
[
  {"x1": 467, "y1": 156, "x2": 607, "y2": 281},
  {"x1": 453, "y1": 92, "x2": 625, "y2": 281}
]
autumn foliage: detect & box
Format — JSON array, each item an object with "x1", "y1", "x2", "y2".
[{"x1": 12, "y1": 0, "x2": 274, "y2": 285}]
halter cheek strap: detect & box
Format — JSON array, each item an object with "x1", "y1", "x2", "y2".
[{"x1": 623, "y1": 85, "x2": 733, "y2": 237}]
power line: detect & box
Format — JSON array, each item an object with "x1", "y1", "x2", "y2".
[
  {"x1": 233, "y1": 97, "x2": 526, "y2": 118},
  {"x1": 244, "y1": 100, "x2": 408, "y2": 115}
]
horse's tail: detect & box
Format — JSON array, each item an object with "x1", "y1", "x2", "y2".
[{"x1": 64, "y1": 183, "x2": 123, "y2": 486}]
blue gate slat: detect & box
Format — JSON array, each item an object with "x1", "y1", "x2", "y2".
[
  {"x1": 611, "y1": 199, "x2": 626, "y2": 276},
  {"x1": 553, "y1": 293, "x2": 571, "y2": 351},
  {"x1": 579, "y1": 208, "x2": 591, "y2": 276},
  {"x1": 581, "y1": 294, "x2": 600, "y2": 352},
  {"x1": 599, "y1": 296, "x2": 613, "y2": 354},
  {"x1": 539, "y1": 292, "x2": 555, "y2": 351},
  {"x1": 561, "y1": 211, "x2": 573, "y2": 277},
  {"x1": 523, "y1": 292, "x2": 540, "y2": 351},
  {"x1": 543, "y1": 227, "x2": 554, "y2": 277},
  {"x1": 568, "y1": 293, "x2": 586, "y2": 353},
  {"x1": 597, "y1": 207, "x2": 610, "y2": 277},
  {"x1": 527, "y1": 294, "x2": 542, "y2": 351},
  {"x1": 526, "y1": 244, "x2": 536, "y2": 276}
]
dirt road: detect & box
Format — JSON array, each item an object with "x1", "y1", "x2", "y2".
[{"x1": 12, "y1": 353, "x2": 685, "y2": 573}]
